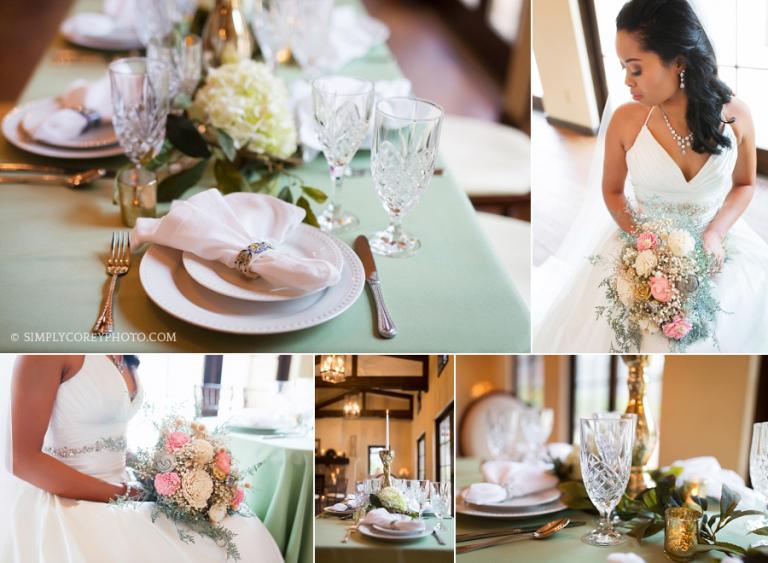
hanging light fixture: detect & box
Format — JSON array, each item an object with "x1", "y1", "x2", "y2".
[
  {"x1": 320, "y1": 355, "x2": 346, "y2": 384},
  {"x1": 343, "y1": 394, "x2": 361, "y2": 418}
]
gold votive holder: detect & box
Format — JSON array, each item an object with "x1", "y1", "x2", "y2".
[
  {"x1": 664, "y1": 507, "x2": 701, "y2": 560},
  {"x1": 117, "y1": 167, "x2": 157, "y2": 227}
]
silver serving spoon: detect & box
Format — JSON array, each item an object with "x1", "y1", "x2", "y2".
[{"x1": 456, "y1": 518, "x2": 570, "y2": 554}]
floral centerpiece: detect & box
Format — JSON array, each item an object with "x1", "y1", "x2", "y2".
[
  {"x1": 147, "y1": 58, "x2": 326, "y2": 225},
  {"x1": 552, "y1": 455, "x2": 768, "y2": 557},
  {"x1": 115, "y1": 417, "x2": 256, "y2": 561},
  {"x1": 593, "y1": 207, "x2": 722, "y2": 352}
]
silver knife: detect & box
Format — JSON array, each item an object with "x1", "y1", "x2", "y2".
[{"x1": 353, "y1": 235, "x2": 397, "y2": 338}]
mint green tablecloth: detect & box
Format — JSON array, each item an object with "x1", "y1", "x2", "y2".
[
  {"x1": 315, "y1": 514, "x2": 454, "y2": 563},
  {"x1": 227, "y1": 432, "x2": 313, "y2": 563},
  {"x1": 456, "y1": 458, "x2": 760, "y2": 562},
  {"x1": 0, "y1": 0, "x2": 530, "y2": 353}
]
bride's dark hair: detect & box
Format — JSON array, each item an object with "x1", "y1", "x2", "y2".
[{"x1": 617, "y1": 0, "x2": 734, "y2": 155}]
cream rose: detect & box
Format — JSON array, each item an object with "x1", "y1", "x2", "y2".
[
  {"x1": 616, "y1": 274, "x2": 634, "y2": 307},
  {"x1": 208, "y1": 501, "x2": 228, "y2": 524},
  {"x1": 182, "y1": 469, "x2": 214, "y2": 509},
  {"x1": 186, "y1": 439, "x2": 215, "y2": 466},
  {"x1": 668, "y1": 228, "x2": 695, "y2": 257},
  {"x1": 634, "y1": 249, "x2": 658, "y2": 277},
  {"x1": 639, "y1": 318, "x2": 659, "y2": 335}
]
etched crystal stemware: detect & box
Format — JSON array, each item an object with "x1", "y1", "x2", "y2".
[
  {"x1": 579, "y1": 416, "x2": 634, "y2": 546},
  {"x1": 285, "y1": 0, "x2": 333, "y2": 74},
  {"x1": 370, "y1": 97, "x2": 443, "y2": 258},
  {"x1": 251, "y1": 0, "x2": 291, "y2": 71},
  {"x1": 312, "y1": 76, "x2": 374, "y2": 233},
  {"x1": 750, "y1": 422, "x2": 768, "y2": 534}
]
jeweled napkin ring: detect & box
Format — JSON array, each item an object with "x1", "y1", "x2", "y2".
[{"x1": 234, "y1": 241, "x2": 274, "y2": 277}]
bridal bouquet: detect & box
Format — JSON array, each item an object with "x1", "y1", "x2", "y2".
[
  {"x1": 120, "y1": 417, "x2": 254, "y2": 560},
  {"x1": 594, "y1": 210, "x2": 721, "y2": 352}
]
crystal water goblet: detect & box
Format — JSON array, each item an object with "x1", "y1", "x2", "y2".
[
  {"x1": 579, "y1": 416, "x2": 634, "y2": 546},
  {"x1": 109, "y1": 57, "x2": 170, "y2": 216},
  {"x1": 750, "y1": 422, "x2": 768, "y2": 537},
  {"x1": 485, "y1": 407, "x2": 519, "y2": 460},
  {"x1": 520, "y1": 407, "x2": 554, "y2": 463},
  {"x1": 134, "y1": 0, "x2": 174, "y2": 46},
  {"x1": 414, "y1": 479, "x2": 430, "y2": 518},
  {"x1": 285, "y1": 0, "x2": 333, "y2": 75},
  {"x1": 370, "y1": 97, "x2": 443, "y2": 258},
  {"x1": 312, "y1": 75, "x2": 374, "y2": 233},
  {"x1": 147, "y1": 34, "x2": 202, "y2": 104},
  {"x1": 430, "y1": 480, "x2": 451, "y2": 520}
]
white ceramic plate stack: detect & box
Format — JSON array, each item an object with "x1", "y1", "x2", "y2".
[
  {"x1": 456, "y1": 487, "x2": 567, "y2": 519},
  {"x1": 323, "y1": 505, "x2": 355, "y2": 517},
  {"x1": 1, "y1": 98, "x2": 123, "y2": 160},
  {"x1": 357, "y1": 521, "x2": 435, "y2": 542},
  {"x1": 139, "y1": 219, "x2": 365, "y2": 334},
  {"x1": 61, "y1": 12, "x2": 142, "y2": 51}
]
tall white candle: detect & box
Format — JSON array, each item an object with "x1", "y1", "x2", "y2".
[{"x1": 385, "y1": 409, "x2": 390, "y2": 450}]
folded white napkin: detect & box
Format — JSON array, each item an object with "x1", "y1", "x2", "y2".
[
  {"x1": 330, "y1": 502, "x2": 353, "y2": 511},
  {"x1": 292, "y1": 78, "x2": 412, "y2": 155},
  {"x1": 462, "y1": 483, "x2": 507, "y2": 505},
  {"x1": 607, "y1": 554, "x2": 647, "y2": 563},
  {"x1": 481, "y1": 460, "x2": 559, "y2": 498},
  {"x1": 317, "y1": 6, "x2": 390, "y2": 71},
  {"x1": 361, "y1": 508, "x2": 425, "y2": 532},
  {"x1": 22, "y1": 76, "x2": 112, "y2": 144},
  {"x1": 67, "y1": 1, "x2": 137, "y2": 40},
  {"x1": 546, "y1": 442, "x2": 574, "y2": 463},
  {"x1": 132, "y1": 189, "x2": 342, "y2": 292}
]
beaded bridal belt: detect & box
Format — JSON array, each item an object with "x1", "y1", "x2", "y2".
[{"x1": 44, "y1": 435, "x2": 127, "y2": 458}]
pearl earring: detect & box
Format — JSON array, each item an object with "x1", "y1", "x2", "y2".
[{"x1": 680, "y1": 69, "x2": 686, "y2": 89}]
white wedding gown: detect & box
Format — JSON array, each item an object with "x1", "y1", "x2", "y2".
[
  {"x1": 0, "y1": 356, "x2": 284, "y2": 563},
  {"x1": 535, "y1": 108, "x2": 768, "y2": 352}
]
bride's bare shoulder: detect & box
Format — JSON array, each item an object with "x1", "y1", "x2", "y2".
[
  {"x1": 13, "y1": 355, "x2": 84, "y2": 382},
  {"x1": 723, "y1": 96, "x2": 754, "y2": 140},
  {"x1": 606, "y1": 102, "x2": 649, "y2": 148}
]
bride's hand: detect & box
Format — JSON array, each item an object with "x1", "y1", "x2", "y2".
[{"x1": 703, "y1": 229, "x2": 725, "y2": 273}]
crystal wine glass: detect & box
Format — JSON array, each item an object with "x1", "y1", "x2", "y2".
[
  {"x1": 520, "y1": 407, "x2": 554, "y2": 463},
  {"x1": 251, "y1": 0, "x2": 291, "y2": 71},
  {"x1": 147, "y1": 34, "x2": 203, "y2": 103},
  {"x1": 285, "y1": 0, "x2": 333, "y2": 75},
  {"x1": 430, "y1": 480, "x2": 451, "y2": 520},
  {"x1": 370, "y1": 97, "x2": 443, "y2": 258},
  {"x1": 485, "y1": 407, "x2": 519, "y2": 460},
  {"x1": 414, "y1": 479, "x2": 430, "y2": 518},
  {"x1": 109, "y1": 57, "x2": 170, "y2": 209},
  {"x1": 579, "y1": 416, "x2": 634, "y2": 546},
  {"x1": 134, "y1": 0, "x2": 173, "y2": 46},
  {"x1": 312, "y1": 76, "x2": 374, "y2": 233},
  {"x1": 750, "y1": 422, "x2": 768, "y2": 534}
]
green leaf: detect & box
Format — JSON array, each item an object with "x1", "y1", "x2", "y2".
[
  {"x1": 301, "y1": 186, "x2": 328, "y2": 203},
  {"x1": 216, "y1": 128, "x2": 237, "y2": 162},
  {"x1": 369, "y1": 494, "x2": 383, "y2": 508},
  {"x1": 749, "y1": 526, "x2": 768, "y2": 536},
  {"x1": 277, "y1": 186, "x2": 293, "y2": 204},
  {"x1": 166, "y1": 114, "x2": 211, "y2": 158},
  {"x1": 729, "y1": 509, "x2": 765, "y2": 520},
  {"x1": 711, "y1": 541, "x2": 747, "y2": 556},
  {"x1": 156, "y1": 159, "x2": 209, "y2": 202},
  {"x1": 214, "y1": 159, "x2": 249, "y2": 194},
  {"x1": 250, "y1": 172, "x2": 279, "y2": 194},
  {"x1": 296, "y1": 196, "x2": 319, "y2": 228},
  {"x1": 720, "y1": 483, "x2": 740, "y2": 519}
]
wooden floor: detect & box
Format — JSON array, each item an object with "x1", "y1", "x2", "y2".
[{"x1": 532, "y1": 110, "x2": 768, "y2": 265}]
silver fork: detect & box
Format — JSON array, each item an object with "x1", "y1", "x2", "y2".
[{"x1": 92, "y1": 232, "x2": 131, "y2": 335}]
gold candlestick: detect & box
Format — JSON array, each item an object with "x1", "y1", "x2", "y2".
[
  {"x1": 201, "y1": 0, "x2": 256, "y2": 69},
  {"x1": 623, "y1": 355, "x2": 658, "y2": 498},
  {"x1": 379, "y1": 449, "x2": 394, "y2": 488}
]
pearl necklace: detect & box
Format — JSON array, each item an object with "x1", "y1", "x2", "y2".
[{"x1": 660, "y1": 105, "x2": 693, "y2": 155}]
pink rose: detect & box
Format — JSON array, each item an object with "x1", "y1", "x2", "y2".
[
  {"x1": 165, "y1": 431, "x2": 190, "y2": 453},
  {"x1": 662, "y1": 315, "x2": 693, "y2": 340},
  {"x1": 649, "y1": 275, "x2": 673, "y2": 303},
  {"x1": 231, "y1": 487, "x2": 245, "y2": 509},
  {"x1": 636, "y1": 232, "x2": 659, "y2": 251},
  {"x1": 214, "y1": 451, "x2": 231, "y2": 475},
  {"x1": 154, "y1": 472, "x2": 181, "y2": 496}
]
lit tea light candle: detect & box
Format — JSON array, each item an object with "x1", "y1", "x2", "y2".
[{"x1": 664, "y1": 507, "x2": 700, "y2": 559}]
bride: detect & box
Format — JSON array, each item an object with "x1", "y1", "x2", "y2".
[
  {"x1": 0, "y1": 355, "x2": 284, "y2": 563},
  {"x1": 534, "y1": 0, "x2": 768, "y2": 352}
]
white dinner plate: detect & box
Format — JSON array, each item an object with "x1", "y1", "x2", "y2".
[
  {"x1": 2, "y1": 100, "x2": 124, "y2": 160},
  {"x1": 61, "y1": 12, "x2": 143, "y2": 51},
  {"x1": 357, "y1": 522, "x2": 434, "y2": 541},
  {"x1": 456, "y1": 492, "x2": 567, "y2": 520},
  {"x1": 371, "y1": 524, "x2": 427, "y2": 536},
  {"x1": 323, "y1": 506, "x2": 354, "y2": 516},
  {"x1": 181, "y1": 224, "x2": 345, "y2": 302},
  {"x1": 139, "y1": 239, "x2": 364, "y2": 334},
  {"x1": 465, "y1": 487, "x2": 562, "y2": 510}
]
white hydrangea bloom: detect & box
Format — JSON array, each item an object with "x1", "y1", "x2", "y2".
[{"x1": 191, "y1": 60, "x2": 297, "y2": 158}]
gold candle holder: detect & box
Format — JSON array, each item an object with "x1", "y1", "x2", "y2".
[
  {"x1": 116, "y1": 168, "x2": 157, "y2": 227},
  {"x1": 664, "y1": 507, "x2": 700, "y2": 560},
  {"x1": 379, "y1": 449, "x2": 394, "y2": 488},
  {"x1": 623, "y1": 354, "x2": 658, "y2": 498},
  {"x1": 201, "y1": 0, "x2": 256, "y2": 69}
]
